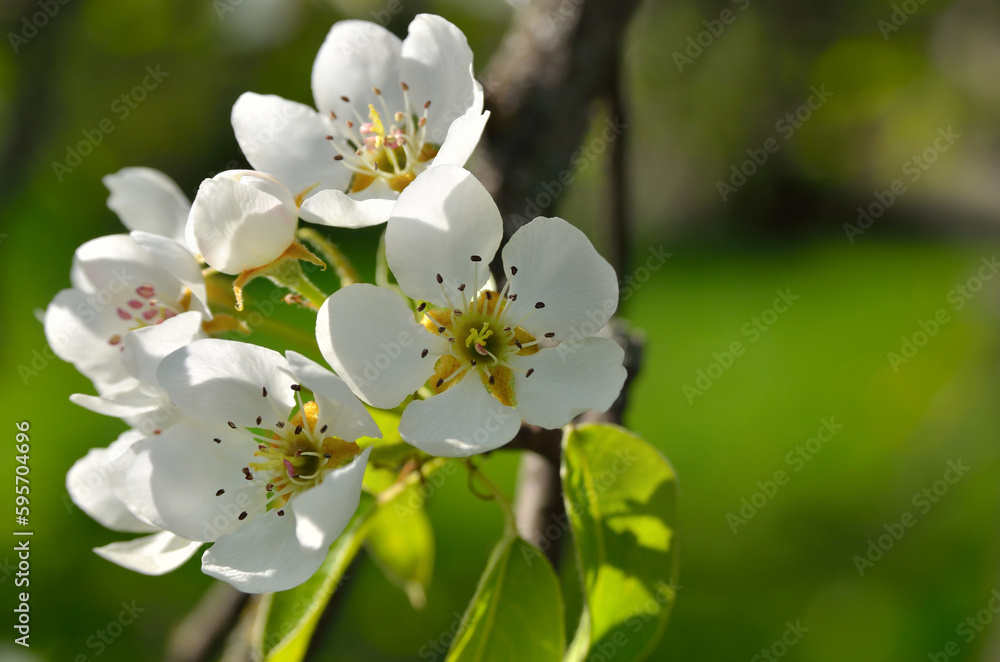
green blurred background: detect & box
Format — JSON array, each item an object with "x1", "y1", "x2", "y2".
[{"x1": 3, "y1": 0, "x2": 1000, "y2": 660}]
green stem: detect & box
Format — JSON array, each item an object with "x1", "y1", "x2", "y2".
[
  {"x1": 297, "y1": 227, "x2": 361, "y2": 287},
  {"x1": 268, "y1": 259, "x2": 328, "y2": 310},
  {"x1": 466, "y1": 460, "x2": 518, "y2": 538}
]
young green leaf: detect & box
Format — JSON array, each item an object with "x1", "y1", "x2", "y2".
[
  {"x1": 561, "y1": 423, "x2": 679, "y2": 662},
  {"x1": 446, "y1": 536, "x2": 565, "y2": 662},
  {"x1": 365, "y1": 483, "x2": 436, "y2": 609}
]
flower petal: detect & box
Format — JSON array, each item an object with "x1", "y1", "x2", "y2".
[
  {"x1": 129, "y1": 231, "x2": 210, "y2": 315},
  {"x1": 298, "y1": 188, "x2": 396, "y2": 229},
  {"x1": 432, "y1": 111, "x2": 490, "y2": 168},
  {"x1": 311, "y1": 20, "x2": 403, "y2": 118},
  {"x1": 285, "y1": 352, "x2": 380, "y2": 442},
  {"x1": 126, "y1": 421, "x2": 265, "y2": 542},
  {"x1": 399, "y1": 374, "x2": 521, "y2": 456},
  {"x1": 501, "y1": 217, "x2": 619, "y2": 341},
  {"x1": 94, "y1": 531, "x2": 202, "y2": 576},
  {"x1": 317, "y1": 284, "x2": 443, "y2": 408},
  {"x1": 157, "y1": 338, "x2": 296, "y2": 426},
  {"x1": 67, "y1": 430, "x2": 157, "y2": 533},
  {"x1": 122, "y1": 311, "x2": 204, "y2": 388},
  {"x1": 44, "y1": 288, "x2": 128, "y2": 387},
  {"x1": 201, "y1": 507, "x2": 321, "y2": 593},
  {"x1": 293, "y1": 445, "x2": 371, "y2": 548},
  {"x1": 189, "y1": 171, "x2": 298, "y2": 274},
  {"x1": 201, "y1": 447, "x2": 370, "y2": 593},
  {"x1": 509, "y1": 337, "x2": 626, "y2": 429},
  {"x1": 385, "y1": 166, "x2": 501, "y2": 305},
  {"x1": 103, "y1": 167, "x2": 191, "y2": 247},
  {"x1": 231, "y1": 92, "x2": 351, "y2": 198},
  {"x1": 400, "y1": 14, "x2": 482, "y2": 145}
]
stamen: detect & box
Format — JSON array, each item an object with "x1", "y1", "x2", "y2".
[
  {"x1": 227, "y1": 421, "x2": 237, "y2": 429},
  {"x1": 216, "y1": 489, "x2": 225, "y2": 496},
  {"x1": 545, "y1": 332, "x2": 555, "y2": 338},
  {"x1": 213, "y1": 438, "x2": 221, "y2": 444}
]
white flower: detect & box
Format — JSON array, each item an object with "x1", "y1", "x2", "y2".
[
  {"x1": 187, "y1": 170, "x2": 300, "y2": 275},
  {"x1": 67, "y1": 429, "x2": 202, "y2": 575},
  {"x1": 44, "y1": 233, "x2": 210, "y2": 395},
  {"x1": 103, "y1": 167, "x2": 194, "y2": 251},
  {"x1": 123, "y1": 339, "x2": 378, "y2": 593},
  {"x1": 231, "y1": 13, "x2": 488, "y2": 229},
  {"x1": 316, "y1": 166, "x2": 626, "y2": 456}
]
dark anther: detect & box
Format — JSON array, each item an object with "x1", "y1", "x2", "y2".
[
  {"x1": 291, "y1": 384, "x2": 302, "y2": 391},
  {"x1": 471, "y1": 255, "x2": 482, "y2": 262},
  {"x1": 545, "y1": 332, "x2": 555, "y2": 338},
  {"x1": 510, "y1": 266, "x2": 518, "y2": 275},
  {"x1": 417, "y1": 302, "x2": 427, "y2": 312},
  {"x1": 319, "y1": 424, "x2": 328, "y2": 434},
  {"x1": 256, "y1": 416, "x2": 262, "y2": 425},
  {"x1": 227, "y1": 421, "x2": 237, "y2": 429},
  {"x1": 526, "y1": 368, "x2": 535, "y2": 377},
  {"x1": 421, "y1": 348, "x2": 429, "y2": 358},
  {"x1": 238, "y1": 512, "x2": 248, "y2": 520},
  {"x1": 262, "y1": 387, "x2": 268, "y2": 397},
  {"x1": 216, "y1": 489, "x2": 225, "y2": 496},
  {"x1": 436, "y1": 273, "x2": 443, "y2": 284},
  {"x1": 535, "y1": 302, "x2": 545, "y2": 309},
  {"x1": 213, "y1": 438, "x2": 221, "y2": 444}
]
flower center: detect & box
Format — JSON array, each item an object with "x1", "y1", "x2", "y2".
[
  {"x1": 325, "y1": 83, "x2": 440, "y2": 195},
  {"x1": 417, "y1": 264, "x2": 544, "y2": 407},
  {"x1": 215, "y1": 386, "x2": 360, "y2": 520},
  {"x1": 107, "y1": 284, "x2": 191, "y2": 350}
]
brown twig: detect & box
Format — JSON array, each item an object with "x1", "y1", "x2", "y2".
[{"x1": 481, "y1": 0, "x2": 643, "y2": 567}]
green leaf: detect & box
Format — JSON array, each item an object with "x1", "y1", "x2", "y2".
[
  {"x1": 561, "y1": 423, "x2": 679, "y2": 662},
  {"x1": 365, "y1": 483, "x2": 436, "y2": 609},
  {"x1": 258, "y1": 494, "x2": 376, "y2": 662},
  {"x1": 447, "y1": 535, "x2": 565, "y2": 662}
]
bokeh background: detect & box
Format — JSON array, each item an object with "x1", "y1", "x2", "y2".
[{"x1": 3, "y1": 0, "x2": 1000, "y2": 660}]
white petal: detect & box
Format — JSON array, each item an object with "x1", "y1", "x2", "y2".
[
  {"x1": 399, "y1": 375, "x2": 521, "y2": 456},
  {"x1": 103, "y1": 167, "x2": 191, "y2": 247},
  {"x1": 298, "y1": 188, "x2": 395, "y2": 229},
  {"x1": 311, "y1": 20, "x2": 403, "y2": 118},
  {"x1": 70, "y1": 390, "x2": 160, "y2": 419},
  {"x1": 94, "y1": 531, "x2": 202, "y2": 576},
  {"x1": 189, "y1": 172, "x2": 298, "y2": 274},
  {"x1": 201, "y1": 508, "x2": 323, "y2": 593},
  {"x1": 67, "y1": 431, "x2": 158, "y2": 533},
  {"x1": 157, "y1": 338, "x2": 295, "y2": 426},
  {"x1": 122, "y1": 311, "x2": 205, "y2": 387},
  {"x1": 400, "y1": 14, "x2": 482, "y2": 144},
  {"x1": 385, "y1": 166, "x2": 501, "y2": 305},
  {"x1": 231, "y1": 93, "x2": 351, "y2": 198},
  {"x1": 126, "y1": 422, "x2": 265, "y2": 542},
  {"x1": 129, "y1": 231, "x2": 210, "y2": 315},
  {"x1": 502, "y1": 217, "x2": 619, "y2": 340},
  {"x1": 316, "y1": 284, "x2": 443, "y2": 408},
  {"x1": 509, "y1": 338, "x2": 626, "y2": 429},
  {"x1": 44, "y1": 288, "x2": 127, "y2": 386},
  {"x1": 293, "y1": 445, "x2": 371, "y2": 549},
  {"x1": 201, "y1": 447, "x2": 370, "y2": 593},
  {"x1": 71, "y1": 234, "x2": 182, "y2": 298},
  {"x1": 431, "y1": 111, "x2": 490, "y2": 168},
  {"x1": 285, "y1": 352, "x2": 380, "y2": 442}
]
